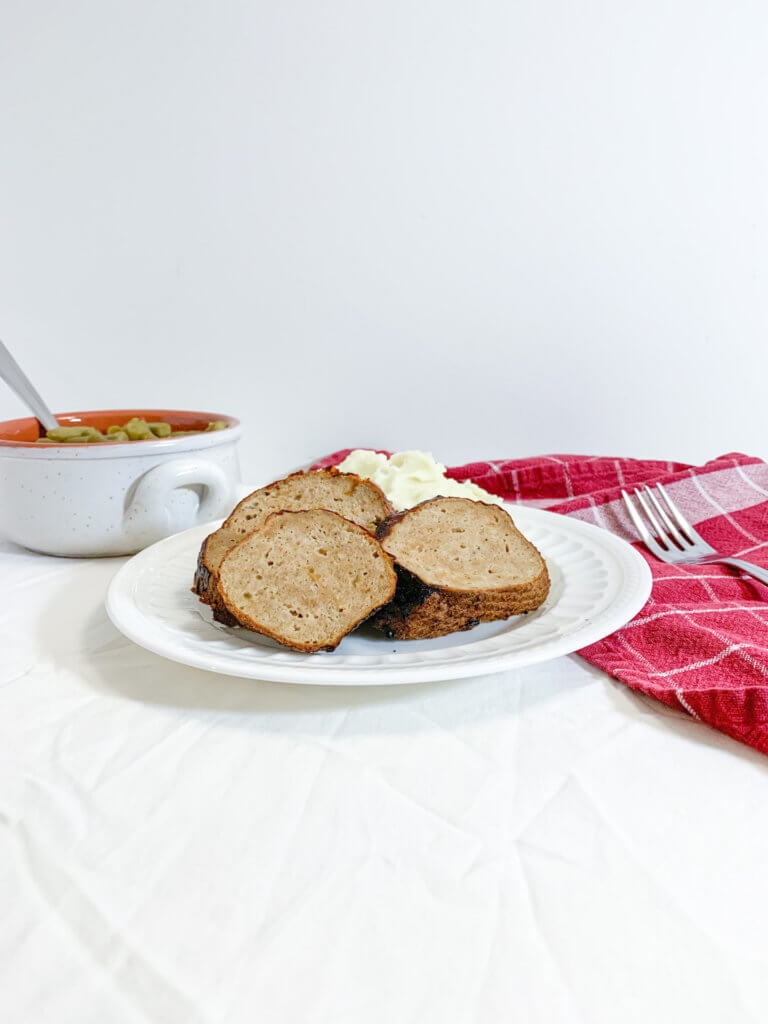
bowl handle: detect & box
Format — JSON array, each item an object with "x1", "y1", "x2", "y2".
[{"x1": 124, "y1": 458, "x2": 232, "y2": 546}]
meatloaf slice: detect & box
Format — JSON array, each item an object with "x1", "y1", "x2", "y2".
[
  {"x1": 368, "y1": 497, "x2": 549, "y2": 640},
  {"x1": 217, "y1": 509, "x2": 397, "y2": 652},
  {"x1": 193, "y1": 468, "x2": 392, "y2": 622}
]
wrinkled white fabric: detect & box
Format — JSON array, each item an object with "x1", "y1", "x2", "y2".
[{"x1": 2, "y1": 538, "x2": 768, "y2": 1023}]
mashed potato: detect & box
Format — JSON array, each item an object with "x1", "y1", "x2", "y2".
[{"x1": 336, "y1": 449, "x2": 504, "y2": 512}]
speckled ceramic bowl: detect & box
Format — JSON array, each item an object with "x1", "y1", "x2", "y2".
[{"x1": 0, "y1": 409, "x2": 241, "y2": 556}]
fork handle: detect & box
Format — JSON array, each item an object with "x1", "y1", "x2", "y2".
[{"x1": 714, "y1": 557, "x2": 768, "y2": 588}]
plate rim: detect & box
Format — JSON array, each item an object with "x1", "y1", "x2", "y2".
[{"x1": 106, "y1": 505, "x2": 652, "y2": 685}]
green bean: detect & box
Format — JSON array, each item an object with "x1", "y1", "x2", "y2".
[
  {"x1": 122, "y1": 418, "x2": 153, "y2": 440},
  {"x1": 44, "y1": 426, "x2": 98, "y2": 441},
  {"x1": 37, "y1": 418, "x2": 227, "y2": 443}
]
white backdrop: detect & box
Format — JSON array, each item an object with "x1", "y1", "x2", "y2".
[{"x1": 1, "y1": 1, "x2": 766, "y2": 484}]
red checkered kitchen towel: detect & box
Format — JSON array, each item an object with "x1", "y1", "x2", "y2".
[{"x1": 315, "y1": 450, "x2": 768, "y2": 755}]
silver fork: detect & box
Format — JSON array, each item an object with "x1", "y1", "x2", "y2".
[{"x1": 622, "y1": 483, "x2": 768, "y2": 587}]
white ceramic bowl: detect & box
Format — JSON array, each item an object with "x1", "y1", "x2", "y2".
[{"x1": 0, "y1": 409, "x2": 242, "y2": 556}]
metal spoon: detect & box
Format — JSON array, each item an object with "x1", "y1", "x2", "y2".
[{"x1": 0, "y1": 339, "x2": 59, "y2": 432}]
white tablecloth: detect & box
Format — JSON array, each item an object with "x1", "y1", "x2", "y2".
[{"x1": 3, "y1": 538, "x2": 768, "y2": 1024}]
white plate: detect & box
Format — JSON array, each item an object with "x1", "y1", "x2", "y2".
[{"x1": 106, "y1": 505, "x2": 651, "y2": 685}]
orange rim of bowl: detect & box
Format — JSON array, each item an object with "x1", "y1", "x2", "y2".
[{"x1": 0, "y1": 410, "x2": 241, "y2": 447}]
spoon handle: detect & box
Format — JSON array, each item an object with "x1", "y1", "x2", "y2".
[{"x1": 0, "y1": 339, "x2": 59, "y2": 432}]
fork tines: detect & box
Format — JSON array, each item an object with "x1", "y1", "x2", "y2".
[{"x1": 621, "y1": 484, "x2": 709, "y2": 562}]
